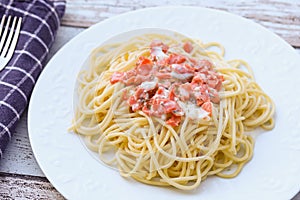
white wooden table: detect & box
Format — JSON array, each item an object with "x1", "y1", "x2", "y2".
[{"x1": 0, "y1": 1, "x2": 299, "y2": 199}]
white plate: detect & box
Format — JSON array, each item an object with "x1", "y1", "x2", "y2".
[{"x1": 28, "y1": 6, "x2": 300, "y2": 200}]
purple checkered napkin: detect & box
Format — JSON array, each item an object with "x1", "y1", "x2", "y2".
[{"x1": 0, "y1": 0, "x2": 66, "y2": 159}]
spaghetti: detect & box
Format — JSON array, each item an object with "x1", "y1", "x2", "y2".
[{"x1": 70, "y1": 33, "x2": 275, "y2": 190}]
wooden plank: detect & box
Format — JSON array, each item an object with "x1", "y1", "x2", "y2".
[
  {"x1": 48, "y1": 26, "x2": 85, "y2": 59},
  {"x1": 62, "y1": 0, "x2": 300, "y2": 47},
  {"x1": 294, "y1": 192, "x2": 300, "y2": 200},
  {"x1": 0, "y1": 172, "x2": 64, "y2": 199},
  {"x1": 0, "y1": 110, "x2": 44, "y2": 177},
  {"x1": 0, "y1": 26, "x2": 85, "y2": 177}
]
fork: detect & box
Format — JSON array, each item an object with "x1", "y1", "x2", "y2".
[{"x1": 0, "y1": 15, "x2": 22, "y2": 72}]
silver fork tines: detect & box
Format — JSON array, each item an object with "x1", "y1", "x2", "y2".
[{"x1": 0, "y1": 15, "x2": 22, "y2": 71}]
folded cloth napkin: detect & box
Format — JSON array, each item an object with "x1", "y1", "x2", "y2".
[{"x1": 0, "y1": 0, "x2": 66, "y2": 159}]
